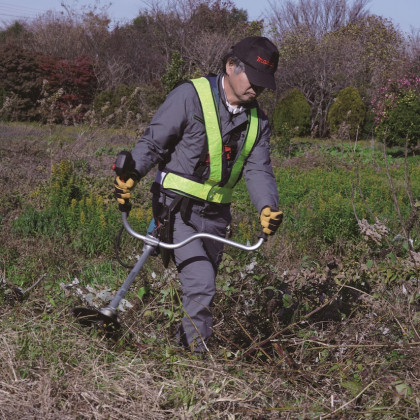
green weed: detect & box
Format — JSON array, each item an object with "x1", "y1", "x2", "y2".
[{"x1": 12, "y1": 159, "x2": 153, "y2": 256}]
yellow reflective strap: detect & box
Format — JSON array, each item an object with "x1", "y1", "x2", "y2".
[
  {"x1": 223, "y1": 107, "x2": 259, "y2": 189},
  {"x1": 191, "y1": 78, "x2": 222, "y2": 183},
  {"x1": 162, "y1": 173, "x2": 233, "y2": 203}
]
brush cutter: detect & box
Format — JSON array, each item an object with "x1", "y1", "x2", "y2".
[
  {"x1": 73, "y1": 151, "x2": 267, "y2": 333},
  {"x1": 73, "y1": 212, "x2": 266, "y2": 333}
]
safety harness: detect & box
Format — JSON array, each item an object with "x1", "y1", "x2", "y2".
[{"x1": 160, "y1": 76, "x2": 260, "y2": 204}]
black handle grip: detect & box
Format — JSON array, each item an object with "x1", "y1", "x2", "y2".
[
  {"x1": 258, "y1": 231, "x2": 268, "y2": 242},
  {"x1": 118, "y1": 202, "x2": 132, "y2": 213},
  {"x1": 113, "y1": 151, "x2": 136, "y2": 182}
]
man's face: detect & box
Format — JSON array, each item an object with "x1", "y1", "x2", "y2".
[{"x1": 224, "y1": 60, "x2": 265, "y2": 106}]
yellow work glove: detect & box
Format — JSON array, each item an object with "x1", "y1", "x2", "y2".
[
  {"x1": 260, "y1": 206, "x2": 283, "y2": 236},
  {"x1": 114, "y1": 176, "x2": 137, "y2": 208}
]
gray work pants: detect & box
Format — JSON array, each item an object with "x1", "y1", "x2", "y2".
[{"x1": 157, "y1": 194, "x2": 231, "y2": 351}]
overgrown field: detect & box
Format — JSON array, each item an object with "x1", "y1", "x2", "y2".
[{"x1": 1, "y1": 122, "x2": 419, "y2": 419}]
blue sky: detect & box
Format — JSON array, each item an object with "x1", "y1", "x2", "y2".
[{"x1": 0, "y1": 0, "x2": 419, "y2": 33}]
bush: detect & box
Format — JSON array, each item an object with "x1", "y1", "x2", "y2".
[
  {"x1": 370, "y1": 74, "x2": 420, "y2": 148},
  {"x1": 93, "y1": 84, "x2": 140, "y2": 117},
  {"x1": 162, "y1": 50, "x2": 186, "y2": 94},
  {"x1": 14, "y1": 161, "x2": 115, "y2": 255},
  {"x1": 381, "y1": 90, "x2": 420, "y2": 147},
  {"x1": 0, "y1": 87, "x2": 6, "y2": 108},
  {"x1": 12, "y1": 159, "x2": 154, "y2": 256},
  {"x1": 38, "y1": 55, "x2": 97, "y2": 111},
  {"x1": 272, "y1": 89, "x2": 311, "y2": 137},
  {"x1": 271, "y1": 125, "x2": 293, "y2": 157},
  {"x1": 0, "y1": 45, "x2": 43, "y2": 120},
  {"x1": 92, "y1": 82, "x2": 165, "y2": 126},
  {"x1": 0, "y1": 47, "x2": 97, "y2": 123},
  {"x1": 328, "y1": 86, "x2": 366, "y2": 140}
]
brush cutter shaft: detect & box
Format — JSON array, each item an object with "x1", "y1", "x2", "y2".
[
  {"x1": 121, "y1": 212, "x2": 265, "y2": 251},
  {"x1": 107, "y1": 243, "x2": 156, "y2": 311}
]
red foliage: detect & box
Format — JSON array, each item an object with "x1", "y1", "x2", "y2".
[
  {"x1": 0, "y1": 44, "x2": 97, "y2": 121},
  {"x1": 38, "y1": 55, "x2": 97, "y2": 109}
]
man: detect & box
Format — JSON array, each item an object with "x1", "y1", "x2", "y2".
[{"x1": 115, "y1": 36, "x2": 283, "y2": 353}]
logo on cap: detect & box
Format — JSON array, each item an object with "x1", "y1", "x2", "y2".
[{"x1": 256, "y1": 56, "x2": 275, "y2": 67}]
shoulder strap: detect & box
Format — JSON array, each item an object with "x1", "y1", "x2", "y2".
[
  {"x1": 192, "y1": 75, "x2": 221, "y2": 178},
  {"x1": 206, "y1": 75, "x2": 219, "y2": 109}
]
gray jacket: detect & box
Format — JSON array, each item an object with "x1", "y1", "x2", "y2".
[{"x1": 131, "y1": 74, "x2": 278, "y2": 214}]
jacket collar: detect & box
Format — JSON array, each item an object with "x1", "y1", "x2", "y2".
[{"x1": 217, "y1": 73, "x2": 258, "y2": 116}]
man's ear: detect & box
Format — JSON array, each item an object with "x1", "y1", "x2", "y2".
[{"x1": 225, "y1": 59, "x2": 235, "y2": 76}]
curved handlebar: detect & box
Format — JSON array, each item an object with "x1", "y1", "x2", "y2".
[{"x1": 121, "y1": 212, "x2": 266, "y2": 252}]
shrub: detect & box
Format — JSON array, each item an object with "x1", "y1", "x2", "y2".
[
  {"x1": 162, "y1": 50, "x2": 186, "y2": 94},
  {"x1": 272, "y1": 89, "x2": 311, "y2": 137},
  {"x1": 92, "y1": 82, "x2": 165, "y2": 126},
  {"x1": 0, "y1": 87, "x2": 7, "y2": 109},
  {"x1": 328, "y1": 86, "x2": 366, "y2": 140},
  {"x1": 381, "y1": 89, "x2": 420, "y2": 147},
  {"x1": 14, "y1": 161, "x2": 115, "y2": 255},
  {"x1": 0, "y1": 45, "x2": 43, "y2": 120},
  {"x1": 370, "y1": 74, "x2": 420, "y2": 148},
  {"x1": 271, "y1": 125, "x2": 293, "y2": 157},
  {"x1": 13, "y1": 159, "x2": 154, "y2": 256},
  {"x1": 38, "y1": 55, "x2": 97, "y2": 123},
  {"x1": 93, "y1": 84, "x2": 141, "y2": 122},
  {"x1": 0, "y1": 47, "x2": 97, "y2": 123}
]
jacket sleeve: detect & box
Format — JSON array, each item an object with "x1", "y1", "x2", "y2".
[
  {"x1": 242, "y1": 112, "x2": 279, "y2": 214},
  {"x1": 131, "y1": 84, "x2": 192, "y2": 178}
]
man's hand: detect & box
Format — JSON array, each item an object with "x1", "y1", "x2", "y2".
[
  {"x1": 114, "y1": 176, "x2": 137, "y2": 206},
  {"x1": 260, "y1": 206, "x2": 283, "y2": 235}
]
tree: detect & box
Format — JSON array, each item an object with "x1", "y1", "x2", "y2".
[
  {"x1": 99, "y1": 13, "x2": 166, "y2": 88},
  {"x1": 0, "y1": 21, "x2": 30, "y2": 47},
  {"x1": 95, "y1": 0, "x2": 255, "y2": 89},
  {"x1": 26, "y1": 7, "x2": 111, "y2": 60},
  {"x1": 24, "y1": 4, "x2": 111, "y2": 92},
  {"x1": 338, "y1": 15, "x2": 405, "y2": 96},
  {"x1": 268, "y1": 0, "x2": 370, "y2": 39},
  {"x1": 0, "y1": 45, "x2": 43, "y2": 120},
  {"x1": 268, "y1": 0, "x2": 404, "y2": 137},
  {"x1": 136, "y1": 0, "x2": 256, "y2": 78},
  {"x1": 181, "y1": 0, "x2": 252, "y2": 75},
  {"x1": 406, "y1": 28, "x2": 420, "y2": 73}
]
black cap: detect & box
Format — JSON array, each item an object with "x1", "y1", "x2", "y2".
[{"x1": 232, "y1": 36, "x2": 279, "y2": 90}]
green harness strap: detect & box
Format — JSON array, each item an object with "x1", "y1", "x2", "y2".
[{"x1": 162, "y1": 77, "x2": 259, "y2": 204}]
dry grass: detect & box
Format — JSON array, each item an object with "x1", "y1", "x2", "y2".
[
  {"x1": 1, "y1": 122, "x2": 419, "y2": 419},
  {"x1": 1, "y1": 285, "x2": 419, "y2": 419}
]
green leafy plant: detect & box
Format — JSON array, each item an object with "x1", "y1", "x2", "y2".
[
  {"x1": 328, "y1": 86, "x2": 366, "y2": 139},
  {"x1": 162, "y1": 50, "x2": 186, "y2": 94},
  {"x1": 384, "y1": 90, "x2": 420, "y2": 147},
  {"x1": 271, "y1": 124, "x2": 294, "y2": 157},
  {"x1": 272, "y1": 88, "x2": 311, "y2": 137}
]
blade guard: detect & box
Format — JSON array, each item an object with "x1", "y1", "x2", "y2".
[{"x1": 73, "y1": 307, "x2": 121, "y2": 332}]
